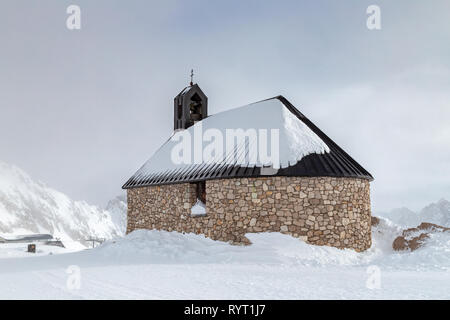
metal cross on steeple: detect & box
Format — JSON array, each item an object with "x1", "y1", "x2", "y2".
[{"x1": 190, "y1": 69, "x2": 194, "y2": 86}]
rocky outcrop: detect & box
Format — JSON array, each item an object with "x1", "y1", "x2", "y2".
[
  {"x1": 393, "y1": 222, "x2": 450, "y2": 251},
  {"x1": 371, "y1": 216, "x2": 380, "y2": 227}
]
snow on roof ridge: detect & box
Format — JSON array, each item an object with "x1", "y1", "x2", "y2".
[
  {"x1": 205, "y1": 95, "x2": 283, "y2": 119},
  {"x1": 129, "y1": 97, "x2": 330, "y2": 179}
]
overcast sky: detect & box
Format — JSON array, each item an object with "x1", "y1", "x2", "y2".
[{"x1": 0, "y1": 0, "x2": 449, "y2": 212}]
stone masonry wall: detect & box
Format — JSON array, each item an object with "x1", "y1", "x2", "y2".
[{"x1": 126, "y1": 177, "x2": 372, "y2": 251}]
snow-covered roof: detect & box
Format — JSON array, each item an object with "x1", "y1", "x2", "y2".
[{"x1": 123, "y1": 96, "x2": 372, "y2": 188}]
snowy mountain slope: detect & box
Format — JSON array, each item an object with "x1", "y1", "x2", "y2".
[
  {"x1": 420, "y1": 199, "x2": 450, "y2": 227},
  {"x1": 376, "y1": 199, "x2": 450, "y2": 227},
  {"x1": 378, "y1": 207, "x2": 420, "y2": 227},
  {"x1": 0, "y1": 161, "x2": 122, "y2": 249},
  {"x1": 105, "y1": 194, "x2": 127, "y2": 234}
]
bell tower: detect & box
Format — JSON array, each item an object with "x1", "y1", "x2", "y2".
[{"x1": 174, "y1": 71, "x2": 208, "y2": 131}]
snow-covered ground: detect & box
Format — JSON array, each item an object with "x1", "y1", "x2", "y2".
[{"x1": 0, "y1": 218, "x2": 449, "y2": 299}]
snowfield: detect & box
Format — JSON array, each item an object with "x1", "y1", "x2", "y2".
[{"x1": 0, "y1": 218, "x2": 449, "y2": 300}]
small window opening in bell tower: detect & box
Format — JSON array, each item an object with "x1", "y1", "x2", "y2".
[
  {"x1": 189, "y1": 93, "x2": 203, "y2": 122},
  {"x1": 177, "y1": 102, "x2": 182, "y2": 119}
]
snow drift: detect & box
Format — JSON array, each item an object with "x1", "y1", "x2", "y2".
[
  {"x1": 95, "y1": 218, "x2": 450, "y2": 271},
  {"x1": 0, "y1": 216, "x2": 448, "y2": 299}
]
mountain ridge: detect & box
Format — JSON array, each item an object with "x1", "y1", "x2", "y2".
[
  {"x1": 376, "y1": 198, "x2": 450, "y2": 227},
  {"x1": 0, "y1": 161, "x2": 124, "y2": 249}
]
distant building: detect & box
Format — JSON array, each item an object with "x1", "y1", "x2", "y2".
[
  {"x1": 0, "y1": 234, "x2": 53, "y2": 243},
  {"x1": 123, "y1": 82, "x2": 373, "y2": 251}
]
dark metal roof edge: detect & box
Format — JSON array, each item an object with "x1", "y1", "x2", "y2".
[
  {"x1": 275, "y1": 95, "x2": 374, "y2": 181},
  {"x1": 123, "y1": 173, "x2": 372, "y2": 190},
  {"x1": 174, "y1": 83, "x2": 207, "y2": 98}
]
